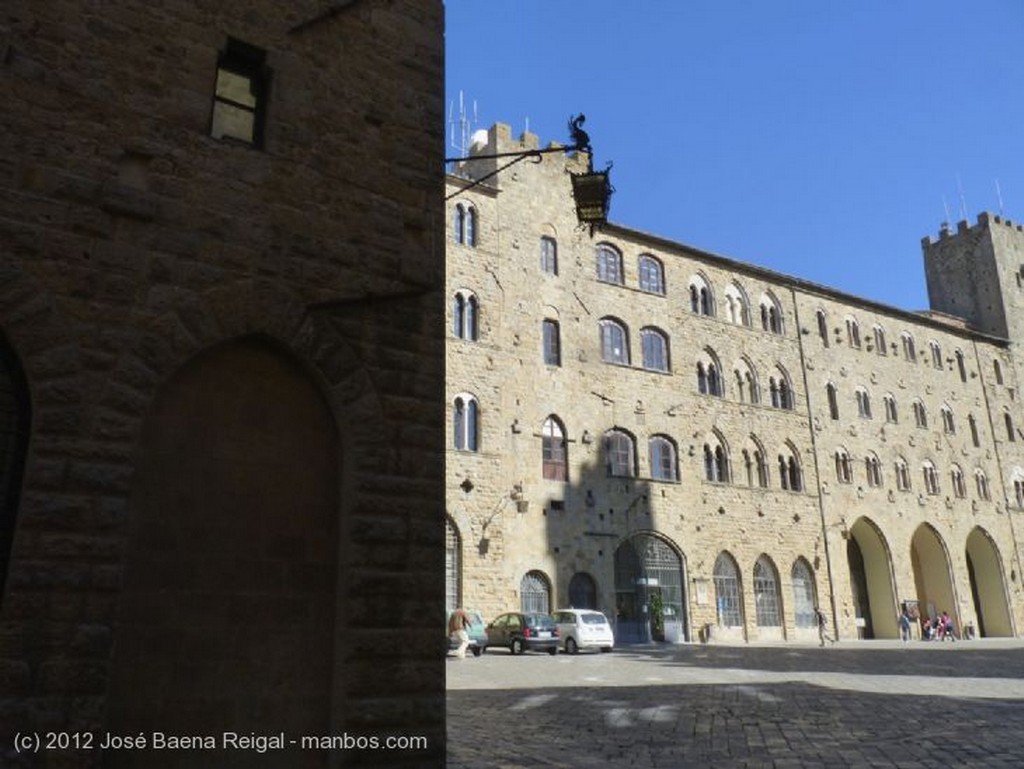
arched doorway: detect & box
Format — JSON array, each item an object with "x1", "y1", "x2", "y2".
[
  {"x1": 568, "y1": 571, "x2": 597, "y2": 609},
  {"x1": 107, "y1": 338, "x2": 338, "y2": 766},
  {"x1": 846, "y1": 518, "x2": 897, "y2": 639},
  {"x1": 614, "y1": 533, "x2": 687, "y2": 643},
  {"x1": 520, "y1": 570, "x2": 552, "y2": 613},
  {"x1": 966, "y1": 527, "x2": 1013, "y2": 637},
  {"x1": 0, "y1": 331, "x2": 29, "y2": 609},
  {"x1": 910, "y1": 524, "x2": 957, "y2": 629}
]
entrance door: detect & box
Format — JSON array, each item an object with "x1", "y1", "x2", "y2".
[
  {"x1": 847, "y1": 536, "x2": 873, "y2": 639},
  {"x1": 614, "y1": 534, "x2": 686, "y2": 643}
]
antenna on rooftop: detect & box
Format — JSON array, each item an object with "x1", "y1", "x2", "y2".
[
  {"x1": 956, "y1": 173, "x2": 968, "y2": 220},
  {"x1": 941, "y1": 196, "x2": 952, "y2": 231},
  {"x1": 447, "y1": 90, "x2": 478, "y2": 160},
  {"x1": 996, "y1": 178, "x2": 1005, "y2": 216}
]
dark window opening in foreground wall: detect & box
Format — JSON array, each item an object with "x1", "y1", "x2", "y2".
[{"x1": 210, "y1": 38, "x2": 270, "y2": 147}]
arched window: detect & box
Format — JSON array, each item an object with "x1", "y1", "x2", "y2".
[
  {"x1": 453, "y1": 203, "x2": 465, "y2": 244},
  {"x1": 703, "y1": 434, "x2": 730, "y2": 483},
  {"x1": 734, "y1": 358, "x2": 759, "y2": 404},
  {"x1": 453, "y1": 394, "x2": 479, "y2": 451},
  {"x1": 969, "y1": 414, "x2": 980, "y2": 447},
  {"x1": 883, "y1": 394, "x2": 898, "y2": 424},
  {"x1": 520, "y1": 571, "x2": 551, "y2": 614},
  {"x1": 743, "y1": 437, "x2": 769, "y2": 488},
  {"x1": 941, "y1": 405, "x2": 955, "y2": 434},
  {"x1": 446, "y1": 518, "x2": 461, "y2": 613},
  {"x1": 542, "y1": 416, "x2": 567, "y2": 481},
  {"x1": 726, "y1": 283, "x2": 751, "y2": 327},
  {"x1": 540, "y1": 235, "x2": 558, "y2": 275},
  {"x1": 855, "y1": 387, "x2": 872, "y2": 419},
  {"x1": 895, "y1": 456, "x2": 911, "y2": 492},
  {"x1": 452, "y1": 290, "x2": 479, "y2": 340},
  {"x1": 778, "y1": 443, "x2": 801, "y2": 491},
  {"x1": 640, "y1": 327, "x2": 670, "y2": 372},
  {"x1": 975, "y1": 468, "x2": 990, "y2": 501},
  {"x1": 873, "y1": 325, "x2": 887, "y2": 356},
  {"x1": 568, "y1": 572, "x2": 597, "y2": 609},
  {"x1": 689, "y1": 275, "x2": 715, "y2": 316},
  {"x1": 713, "y1": 553, "x2": 743, "y2": 627},
  {"x1": 599, "y1": 318, "x2": 629, "y2": 365},
  {"x1": 918, "y1": 401, "x2": 932, "y2": 429},
  {"x1": 769, "y1": 367, "x2": 793, "y2": 410},
  {"x1": 951, "y1": 464, "x2": 966, "y2": 499},
  {"x1": 835, "y1": 448, "x2": 852, "y2": 484},
  {"x1": 596, "y1": 244, "x2": 623, "y2": 285},
  {"x1": 816, "y1": 309, "x2": 829, "y2": 347},
  {"x1": 604, "y1": 429, "x2": 636, "y2": 478},
  {"x1": 845, "y1": 316, "x2": 861, "y2": 349},
  {"x1": 638, "y1": 254, "x2": 665, "y2": 294},
  {"x1": 542, "y1": 319, "x2": 561, "y2": 366},
  {"x1": 791, "y1": 559, "x2": 817, "y2": 628},
  {"x1": 696, "y1": 349, "x2": 724, "y2": 397},
  {"x1": 753, "y1": 556, "x2": 782, "y2": 627},
  {"x1": 649, "y1": 435, "x2": 679, "y2": 482},
  {"x1": 956, "y1": 349, "x2": 967, "y2": 382},
  {"x1": 465, "y1": 206, "x2": 477, "y2": 246},
  {"x1": 1015, "y1": 473, "x2": 1024, "y2": 508},
  {"x1": 826, "y1": 382, "x2": 839, "y2": 420},
  {"x1": 901, "y1": 332, "x2": 916, "y2": 362},
  {"x1": 922, "y1": 460, "x2": 940, "y2": 495},
  {"x1": 865, "y1": 452, "x2": 882, "y2": 487},
  {"x1": 759, "y1": 293, "x2": 783, "y2": 334},
  {"x1": 930, "y1": 341, "x2": 943, "y2": 369}
]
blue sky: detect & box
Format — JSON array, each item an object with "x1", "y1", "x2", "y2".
[{"x1": 445, "y1": 2, "x2": 1024, "y2": 310}]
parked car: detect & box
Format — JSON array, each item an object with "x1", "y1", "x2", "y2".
[
  {"x1": 554, "y1": 608, "x2": 615, "y2": 654},
  {"x1": 447, "y1": 610, "x2": 488, "y2": 656},
  {"x1": 486, "y1": 612, "x2": 559, "y2": 655}
]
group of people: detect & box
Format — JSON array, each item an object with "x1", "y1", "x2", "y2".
[{"x1": 899, "y1": 607, "x2": 957, "y2": 641}]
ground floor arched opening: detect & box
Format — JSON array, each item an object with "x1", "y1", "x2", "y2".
[
  {"x1": 911, "y1": 523, "x2": 957, "y2": 630},
  {"x1": 966, "y1": 527, "x2": 1013, "y2": 637},
  {"x1": 847, "y1": 518, "x2": 897, "y2": 639},
  {"x1": 614, "y1": 532, "x2": 688, "y2": 643}
]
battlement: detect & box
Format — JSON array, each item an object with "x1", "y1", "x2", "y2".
[{"x1": 922, "y1": 211, "x2": 1024, "y2": 247}]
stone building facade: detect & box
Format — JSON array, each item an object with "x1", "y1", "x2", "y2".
[
  {"x1": 446, "y1": 122, "x2": 1024, "y2": 646},
  {"x1": 1, "y1": 2, "x2": 445, "y2": 767}
]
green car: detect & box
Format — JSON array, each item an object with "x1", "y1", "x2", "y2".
[{"x1": 447, "y1": 610, "x2": 488, "y2": 656}]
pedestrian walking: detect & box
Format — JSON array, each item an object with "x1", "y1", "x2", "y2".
[
  {"x1": 814, "y1": 606, "x2": 830, "y2": 647},
  {"x1": 899, "y1": 607, "x2": 912, "y2": 643}
]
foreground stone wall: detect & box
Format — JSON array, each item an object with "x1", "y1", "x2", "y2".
[{"x1": 1, "y1": 2, "x2": 445, "y2": 767}]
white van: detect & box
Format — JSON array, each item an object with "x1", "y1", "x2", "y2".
[{"x1": 553, "y1": 609, "x2": 614, "y2": 654}]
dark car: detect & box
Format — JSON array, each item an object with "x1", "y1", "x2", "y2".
[
  {"x1": 486, "y1": 612, "x2": 559, "y2": 655},
  {"x1": 447, "y1": 610, "x2": 488, "y2": 657}
]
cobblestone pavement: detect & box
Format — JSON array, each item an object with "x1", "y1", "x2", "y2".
[{"x1": 447, "y1": 641, "x2": 1024, "y2": 768}]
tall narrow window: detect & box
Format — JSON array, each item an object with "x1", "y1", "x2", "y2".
[
  {"x1": 826, "y1": 383, "x2": 839, "y2": 420},
  {"x1": 956, "y1": 350, "x2": 967, "y2": 382},
  {"x1": 542, "y1": 319, "x2": 561, "y2": 366},
  {"x1": 791, "y1": 559, "x2": 817, "y2": 628},
  {"x1": 542, "y1": 417, "x2": 567, "y2": 481},
  {"x1": 846, "y1": 317, "x2": 861, "y2": 349},
  {"x1": 941, "y1": 405, "x2": 955, "y2": 434},
  {"x1": 604, "y1": 430, "x2": 635, "y2": 477},
  {"x1": 865, "y1": 453, "x2": 882, "y2": 487},
  {"x1": 760, "y1": 294, "x2": 783, "y2": 334},
  {"x1": 930, "y1": 341, "x2": 942, "y2": 369},
  {"x1": 1006, "y1": 413, "x2": 1016, "y2": 442},
  {"x1": 922, "y1": 461, "x2": 939, "y2": 495},
  {"x1": 453, "y1": 395, "x2": 479, "y2": 452},
  {"x1": 913, "y1": 400, "x2": 928, "y2": 429},
  {"x1": 884, "y1": 394, "x2": 898, "y2": 424},
  {"x1": 753, "y1": 557, "x2": 782, "y2": 627},
  {"x1": 540, "y1": 236, "x2": 558, "y2": 275},
  {"x1": 873, "y1": 325, "x2": 887, "y2": 356},
  {"x1": 690, "y1": 276, "x2": 714, "y2": 316},
  {"x1": 210, "y1": 38, "x2": 269, "y2": 147},
  {"x1": 713, "y1": 553, "x2": 743, "y2": 627},
  {"x1": 599, "y1": 318, "x2": 629, "y2": 365},
  {"x1": 951, "y1": 465, "x2": 966, "y2": 499},
  {"x1": 975, "y1": 469, "x2": 990, "y2": 501},
  {"x1": 855, "y1": 388, "x2": 872, "y2": 419},
  {"x1": 649, "y1": 436, "x2": 678, "y2": 482},
  {"x1": 835, "y1": 449, "x2": 852, "y2": 484},
  {"x1": 452, "y1": 291, "x2": 479, "y2": 340},
  {"x1": 816, "y1": 310, "x2": 829, "y2": 347},
  {"x1": 464, "y1": 206, "x2": 477, "y2": 246},
  {"x1": 994, "y1": 359, "x2": 1004, "y2": 385},
  {"x1": 895, "y1": 458, "x2": 911, "y2": 492},
  {"x1": 901, "y1": 332, "x2": 916, "y2": 362},
  {"x1": 969, "y1": 415, "x2": 980, "y2": 447}
]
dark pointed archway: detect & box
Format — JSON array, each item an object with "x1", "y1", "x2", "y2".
[
  {"x1": 966, "y1": 527, "x2": 1013, "y2": 637},
  {"x1": 847, "y1": 517, "x2": 897, "y2": 639},
  {"x1": 107, "y1": 337, "x2": 338, "y2": 767}
]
